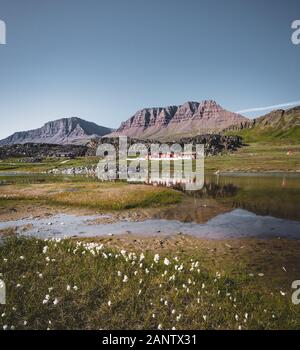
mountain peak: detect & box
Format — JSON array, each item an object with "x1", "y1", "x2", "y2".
[
  {"x1": 0, "y1": 117, "x2": 113, "y2": 146},
  {"x1": 107, "y1": 99, "x2": 249, "y2": 139}
]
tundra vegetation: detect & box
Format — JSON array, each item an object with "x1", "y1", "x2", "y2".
[{"x1": 0, "y1": 236, "x2": 300, "y2": 330}]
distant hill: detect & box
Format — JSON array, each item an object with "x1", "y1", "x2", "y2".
[
  {"x1": 226, "y1": 106, "x2": 300, "y2": 143},
  {"x1": 0, "y1": 117, "x2": 113, "y2": 146},
  {"x1": 106, "y1": 100, "x2": 249, "y2": 140}
]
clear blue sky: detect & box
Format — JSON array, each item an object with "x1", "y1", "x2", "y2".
[{"x1": 0, "y1": 0, "x2": 299, "y2": 138}]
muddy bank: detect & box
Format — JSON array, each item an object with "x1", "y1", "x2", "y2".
[{"x1": 0, "y1": 208, "x2": 300, "y2": 240}]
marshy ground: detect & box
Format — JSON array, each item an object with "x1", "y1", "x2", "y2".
[
  {"x1": 0, "y1": 143, "x2": 299, "y2": 330},
  {"x1": 1, "y1": 235, "x2": 300, "y2": 330}
]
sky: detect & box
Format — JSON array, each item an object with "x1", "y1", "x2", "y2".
[{"x1": 0, "y1": 0, "x2": 299, "y2": 139}]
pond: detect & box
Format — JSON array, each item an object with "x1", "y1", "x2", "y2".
[{"x1": 0, "y1": 172, "x2": 300, "y2": 239}]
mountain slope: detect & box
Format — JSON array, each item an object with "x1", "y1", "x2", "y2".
[
  {"x1": 0, "y1": 117, "x2": 113, "y2": 146},
  {"x1": 107, "y1": 100, "x2": 249, "y2": 140},
  {"x1": 226, "y1": 106, "x2": 300, "y2": 143}
]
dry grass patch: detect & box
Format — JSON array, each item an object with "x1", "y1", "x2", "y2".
[{"x1": 0, "y1": 182, "x2": 183, "y2": 210}]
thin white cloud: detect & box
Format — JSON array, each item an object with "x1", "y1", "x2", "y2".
[{"x1": 236, "y1": 101, "x2": 300, "y2": 114}]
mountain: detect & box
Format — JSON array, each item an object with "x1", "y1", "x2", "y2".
[
  {"x1": 226, "y1": 106, "x2": 300, "y2": 143},
  {"x1": 0, "y1": 117, "x2": 113, "y2": 146},
  {"x1": 107, "y1": 100, "x2": 249, "y2": 140}
]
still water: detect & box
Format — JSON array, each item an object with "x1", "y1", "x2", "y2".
[{"x1": 0, "y1": 172, "x2": 300, "y2": 239}]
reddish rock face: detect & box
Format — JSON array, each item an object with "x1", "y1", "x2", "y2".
[{"x1": 108, "y1": 100, "x2": 249, "y2": 139}]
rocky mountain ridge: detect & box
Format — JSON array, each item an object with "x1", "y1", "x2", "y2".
[
  {"x1": 107, "y1": 100, "x2": 249, "y2": 139},
  {"x1": 0, "y1": 117, "x2": 113, "y2": 146}
]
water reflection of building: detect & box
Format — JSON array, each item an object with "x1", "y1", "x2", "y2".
[{"x1": 146, "y1": 175, "x2": 202, "y2": 188}]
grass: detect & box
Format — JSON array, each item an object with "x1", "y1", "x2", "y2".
[
  {"x1": 0, "y1": 236, "x2": 299, "y2": 330},
  {"x1": 226, "y1": 126, "x2": 300, "y2": 144},
  {"x1": 205, "y1": 143, "x2": 300, "y2": 172},
  {"x1": 0, "y1": 157, "x2": 99, "y2": 173},
  {"x1": 0, "y1": 181, "x2": 183, "y2": 211}
]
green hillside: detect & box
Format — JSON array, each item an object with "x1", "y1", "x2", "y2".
[
  {"x1": 226, "y1": 106, "x2": 300, "y2": 144},
  {"x1": 227, "y1": 125, "x2": 300, "y2": 143}
]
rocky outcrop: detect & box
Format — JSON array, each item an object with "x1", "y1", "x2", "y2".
[
  {"x1": 87, "y1": 134, "x2": 243, "y2": 157},
  {"x1": 0, "y1": 143, "x2": 87, "y2": 159},
  {"x1": 107, "y1": 100, "x2": 249, "y2": 139},
  {"x1": 48, "y1": 165, "x2": 97, "y2": 176},
  {"x1": 0, "y1": 117, "x2": 113, "y2": 146}
]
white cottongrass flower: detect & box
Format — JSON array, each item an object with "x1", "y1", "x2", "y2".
[
  {"x1": 171, "y1": 309, "x2": 176, "y2": 314},
  {"x1": 42, "y1": 295, "x2": 50, "y2": 304},
  {"x1": 108, "y1": 300, "x2": 112, "y2": 307},
  {"x1": 73, "y1": 285, "x2": 78, "y2": 291},
  {"x1": 19, "y1": 256, "x2": 25, "y2": 260},
  {"x1": 157, "y1": 324, "x2": 162, "y2": 330},
  {"x1": 164, "y1": 258, "x2": 170, "y2": 266},
  {"x1": 117, "y1": 271, "x2": 122, "y2": 277},
  {"x1": 53, "y1": 298, "x2": 59, "y2": 305},
  {"x1": 280, "y1": 291, "x2": 286, "y2": 296},
  {"x1": 67, "y1": 285, "x2": 71, "y2": 291},
  {"x1": 123, "y1": 275, "x2": 129, "y2": 283},
  {"x1": 42, "y1": 246, "x2": 48, "y2": 254},
  {"x1": 140, "y1": 253, "x2": 145, "y2": 261},
  {"x1": 203, "y1": 315, "x2": 207, "y2": 321},
  {"x1": 23, "y1": 321, "x2": 27, "y2": 326},
  {"x1": 176, "y1": 314, "x2": 182, "y2": 322},
  {"x1": 235, "y1": 314, "x2": 239, "y2": 321},
  {"x1": 154, "y1": 254, "x2": 160, "y2": 263},
  {"x1": 3, "y1": 325, "x2": 8, "y2": 330}
]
